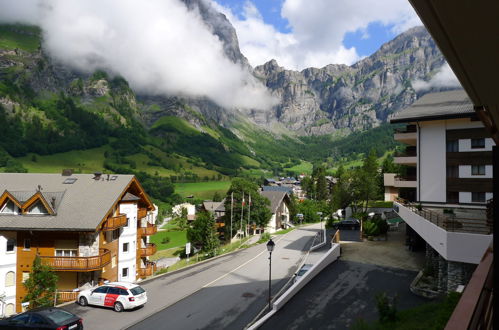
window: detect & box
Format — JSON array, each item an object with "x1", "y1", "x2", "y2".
[
  {"x1": 446, "y1": 166, "x2": 459, "y2": 178},
  {"x1": 0, "y1": 200, "x2": 18, "y2": 214},
  {"x1": 11, "y1": 313, "x2": 30, "y2": 324},
  {"x1": 29, "y1": 314, "x2": 49, "y2": 326},
  {"x1": 112, "y1": 256, "x2": 117, "y2": 268},
  {"x1": 27, "y1": 200, "x2": 49, "y2": 215},
  {"x1": 55, "y1": 249, "x2": 77, "y2": 257},
  {"x1": 6, "y1": 238, "x2": 15, "y2": 252},
  {"x1": 472, "y1": 165, "x2": 486, "y2": 175},
  {"x1": 123, "y1": 242, "x2": 129, "y2": 253},
  {"x1": 92, "y1": 286, "x2": 109, "y2": 294},
  {"x1": 119, "y1": 288, "x2": 129, "y2": 295},
  {"x1": 446, "y1": 140, "x2": 459, "y2": 152},
  {"x1": 471, "y1": 138, "x2": 485, "y2": 149},
  {"x1": 5, "y1": 303, "x2": 15, "y2": 317},
  {"x1": 107, "y1": 287, "x2": 121, "y2": 295},
  {"x1": 22, "y1": 272, "x2": 30, "y2": 283},
  {"x1": 5, "y1": 271, "x2": 15, "y2": 287},
  {"x1": 112, "y1": 229, "x2": 120, "y2": 240},
  {"x1": 23, "y1": 239, "x2": 31, "y2": 250},
  {"x1": 447, "y1": 191, "x2": 459, "y2": 204},
  {"x1": 122, "y1": 267, "x2": 129, "y2": 278},
  {"x1": 472, "y1": 192, "x2": 486, "y2": 203}
]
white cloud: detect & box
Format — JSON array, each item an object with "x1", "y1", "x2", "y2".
[
  {"x1": 0, "y1": 0, "x2": 277, "y2": 110},
  {"x1": 213, "y1": 0, "x2": 421, "y2": 70},
  {"x1": 412, "y1": 63, "x2": 461, "y2": 91}
]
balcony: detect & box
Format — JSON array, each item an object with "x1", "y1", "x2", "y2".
[
  {"x1": 394, "y1": 125, "x2": 417, "y2": 146},
  {"x1": 138, "y1": 208, "x2": 147, "y2": 219},
  {"x1": 394, "y1": 175, "x2": 417, "y2": 188},
  {"x1": 139, "y1": 243, "x2": 157, "y2": 257},
  {"x1": 138, "y1": 261, "x2": 157, "y2": 277},
  {"x1": 394, "y1": 148, "x2": 417, "y2": 165},
  {"x1": 138, "y1": 223, "x2": 157, "y2": 236},
  {"x1": 102, "y1": 214, "x2": 127, "y2": 231},
  {"x1": 394, "y1": 201, "x2": 492, "y2": 264},
  {"x1": 40, "y1": 249, "x2": 111, "y2": 271}
]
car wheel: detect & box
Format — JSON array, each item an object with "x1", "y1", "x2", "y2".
[
  {"x1": 114, "y1": 302, "x2": 124, "y2": 312},
  {"x1": 79, "y1": 296, "x2": 88, "y2": 306}
]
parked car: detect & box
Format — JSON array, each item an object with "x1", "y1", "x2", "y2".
[
  {"x1": 333, "y1": 218, "x2": 360, "y2": 230},
  {"x1": 293, "y1": 264, "x2": 313, "y2": 283},
  {"x1": 77, "y1": 282, "x2": 147, "y2": 312},
  {"x1": 0, "y1": 307, "x2": 83, "y2": 329}
]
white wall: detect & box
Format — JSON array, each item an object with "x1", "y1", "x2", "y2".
[
  {"x1": 0, "y1": 232, "x2": 17, "y2": 317},
  {"x1": 458, "y1": 165, "x2": 493, "y2": 178},
  {"x1": 458, "y1": 138, "x2": 495, "y2": 152},
  {"x1": 118, "y1": 203, "x2": 138, "y2": 282},
  {"x1": 419, "y1": 121, "x2": 446, "y2": 202}
]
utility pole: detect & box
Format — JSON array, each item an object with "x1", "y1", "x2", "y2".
[
  {"x1": 247, "y1": 193, "x2": 251, "y2": 236},
  {"x1": 240, "y1": 191, "x2": 244, "y2": 240},
  {"x1": 230, "y1": 191, "x2": 233, "y2": 242}
]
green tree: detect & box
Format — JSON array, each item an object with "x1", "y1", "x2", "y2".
[
  {"x1": 330, "y1": 165, "x2": 353, "y2": 217},
  {"x1": 222, "y1": 178, "x2": 271, "y2": 237},
  {"x1": 187, "y1": 211, "x2": 219, "y2": 255},
  {"x1": 315, "y1": 166, "x2": 329, "y2": 201},
  {"x1": 23, "y1": 255, "x2": 58, "y2": 309},
  {"x1": 212, "y1": 191, "x2": 223, "y2": 202},
  {"x1": 360, "y1": 149, "x2": 381, "y2": 212}
]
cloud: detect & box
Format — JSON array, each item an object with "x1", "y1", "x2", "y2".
[
  {"x1": 213, "y1": 0, "x2": 421, "y2": 70},
  {"x1": 0, "y1": 0, "x2": 277, "y2": 110},
  {"x1": 412, "y1": 63, "x2": 462, "y2": 91}
]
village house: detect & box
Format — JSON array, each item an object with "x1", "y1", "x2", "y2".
[
  {"x1": 0, "y1": 172, "x2": 157, "y2": 316},
  {"x1": 259, "y1": 190, "x2": 291, "y2": 233},
  {"x1": 172, "y1": 202, "x2": 196, "y2": 222}
]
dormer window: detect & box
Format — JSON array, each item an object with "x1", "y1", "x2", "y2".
[
  {"x1": 0, "y1": 200, "x2": 19, "y2": 215},
  {"x1": 26, "y1": 200, "x2": 49, "y2": 215}
]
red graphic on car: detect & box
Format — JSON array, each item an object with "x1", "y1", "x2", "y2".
[{"x1": 104, "y1": 294, "x2": 119, "y2": 306}]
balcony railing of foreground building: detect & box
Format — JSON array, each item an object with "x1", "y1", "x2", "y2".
[
  {"x1": 394, "y1": 125, "x2": 417, "y2": 133},
  {"x1": 102, "y1": 214, "x2": 127, "y2": 231},
  {"x1": 139, "y1": 243, "x2": 157, "y2": 257},
  {"x1": 138, "y1": 208, "x2": 147, "y2": 219},
  {"x1": 445, "y1": 247, "x2": 493, "y2": 330},
  {"x1": 138, "y1": 261, "x2": 157, "y2": 277},
  {"x1": 138, "y1": 222, "x2": 157, "y2": 236},
  {"x1": 394, "y1": 175, "x2": 417, "y2": 188},
  {"x1": 395, "y1": 198, "x2": 491, "y2": 234},
  {"x1": 394, "y1": 125, "x2": 417, "y2": 145},
  {"x1": 40, "y1": 249, "x2": 111, "y2": 271}
]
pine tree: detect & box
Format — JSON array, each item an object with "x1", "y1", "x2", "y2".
[{"x1": 23, "y1": 255, "x2": 58, "y2": 309}]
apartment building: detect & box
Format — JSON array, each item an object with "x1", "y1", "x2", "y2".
[
  {"x1": 384, "y1": 90, "x2": 493, "y2": 292},
  {"x1": 0, "y1": 172, "x2": 157, "y2": 316}
]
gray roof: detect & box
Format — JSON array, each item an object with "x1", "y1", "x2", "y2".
[
  {"x1": 259, "y1": 191, "x2": 289, "y2": 214},
  {"x1": 0, "y1": 173, "x2": 134, "y2": 231},
  {"x1": 202, "y1": 198, "x2": 226, "y2": 213},
  {"x1": 122, "y1": 192, "x2": 140, "y2": 201},
  {"x1": 262, "y1": 186, "x2": 293, "y2": 194},
  {"x1": 390, "y1": 90, "x2": 474, "y2": 123}
]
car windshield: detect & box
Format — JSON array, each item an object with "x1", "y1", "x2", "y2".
[
  {"x1": 297, "y1": 269, "x2": 308, "y2": 276},
  {"x1": 130, "y1": 286, "x2": 145, "y2": 296},
  {"x1": 44, "y1": 310, "x2": 74, "y2": 324}
]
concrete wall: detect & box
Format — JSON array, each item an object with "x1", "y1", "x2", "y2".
[
  {"x1": 458, "y1": 165, "x2": 493, "y2": 178},
  {"x1": 0, "y1": 232, "x2": 16, "y2": 317},
  {"x1": 419, "y1": 121, "x2": 446, "y2": 202},
  {"x1": 458, "y1": 138, "x2": 494, "y2": 152}
]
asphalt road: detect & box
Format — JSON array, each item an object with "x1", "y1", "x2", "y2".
[
  {"x1": 64, "y1": 224, "x2": 321, "y2": 330},
  {"x1": 260, "y1": 259, "x2": 428, "y2": 330}
]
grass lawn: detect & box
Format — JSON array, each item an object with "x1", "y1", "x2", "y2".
[
  {"x1": 274, "y1": 228, "x2": 295, "y2": 235},
  {"x1": 284, "y1": 160, "x2": 313, "y2": 175},
  {"x1": 150, "y1": 230, "x2": 188, "y2": 250},
  {"x1": 174, "y1": 181, "x2": 231, "y2": 199}
]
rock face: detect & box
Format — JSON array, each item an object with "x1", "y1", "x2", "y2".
[{"x1": 252, "y1": 26, "x2": 452, "y2": 135}]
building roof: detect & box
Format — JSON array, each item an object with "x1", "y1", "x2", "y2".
[
  {"x1": 0, "y1": 173, "x2": 135, "y2": 231},
  {"x1": 259, "y1": 190, "x2": 289, "y2": 214},
  {"x1": 390, "y1": 90, "x2": 474, "y2": 123},
  {"x1": 262, "y1": 185, "x2": 293, "y2": 194}
]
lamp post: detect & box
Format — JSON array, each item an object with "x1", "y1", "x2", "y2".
[
  {"x1": 266, "y1": 238, "x2": 275, "y2": 311},
  {"x1": 317, "y1": 212, "x2": 323, "y2": 241}
]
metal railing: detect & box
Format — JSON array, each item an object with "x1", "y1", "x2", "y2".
[
  {"x1": 40, "y1": 249, "x2": 111, "y2": 271},
  {"x1": 102, "y1": 214, "x2": 127, "y2": 231}
]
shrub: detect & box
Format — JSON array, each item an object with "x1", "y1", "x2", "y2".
[
  {"x1": 363, "y1": 220, "x2": 379, "y2": 236},
  {"x1": 161, "y1": 236, "x2": 171, "y2": 244},
  {"x1": 376, "y1": 292, "x2": 398, "y2": 323}
]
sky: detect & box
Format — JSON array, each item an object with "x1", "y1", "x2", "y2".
[{"x1": 212, "y1": 0, "x2": 423, "y2": 69}]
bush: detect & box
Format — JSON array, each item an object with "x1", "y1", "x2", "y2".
[
  {"x1": 258, "y1": 232, "x2": 271, "y2": 243},
  {"x1": 161, "y1": 237, "x2": 171, "y2": 244},
  {"x1": 376, "y1": 292, "x2": 398, "y2": 323},
  {"x1": 363, "y1": 220, "x2": 379, "y2": 236}
]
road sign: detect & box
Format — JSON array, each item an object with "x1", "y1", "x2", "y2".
[{"x1": 186, "y1": 242, "x2": 191, "y2": 255}]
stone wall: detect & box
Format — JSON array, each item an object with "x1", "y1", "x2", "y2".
[{"x1": 78, "y1": 232, "x2": 99, "y2": 257}]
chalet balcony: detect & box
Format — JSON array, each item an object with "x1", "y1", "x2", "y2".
[
  {"x1": 139, "y1": 243, "x2": 157, "y2": 257},
  {"x1": 102, "y1": 214, "x2": 127, "y2": 231},
  {"x1": 138, "y1": 223, "x2": 157, "y2": 236},
  {"x1": 57, "y1": 291, "x2": 79, "y2": 303},
  {"x1": 138, "y1": 261, "x2": 157, "y2": 277},
  {"x1": 138, "y1": 208, "x2": 147, "y2": 219},
  {"x1": 394, "y1": 125, "x2": 417, "y2": 146},
  {"x1": 40, "y1": 249, "x2": 111, "y2": 271}
]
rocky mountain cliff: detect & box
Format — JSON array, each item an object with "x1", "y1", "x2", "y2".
[{"x1": 251, "y1": 26, "x2": 450, "y2": 135}]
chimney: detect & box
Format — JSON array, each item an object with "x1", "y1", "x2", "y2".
[
  {"x1": 62, "y1": 169, "x2": 73, "y2": 176},
  {"x1": 93, "y1": 172, "x2": 102, "y2": 180},
  {"x1": 37, "y1": 185, "x2": 42, "y2": 191},
  {"x1": 51, "y1": 196, "x2": 56, "y2": 209}
]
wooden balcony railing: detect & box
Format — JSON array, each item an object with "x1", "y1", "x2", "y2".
[
  {"x1": 57, "y1": 291, "x2": 79, "y2": 303},
  {"x1": 139, "y1": 243, "x2": 156, "y2": 257},
  {"x1": 102, "y1": 214, "x2": 127, "y2": 231},
  {"x1": 40, "y1": 249, "x2": 111, "y2": 271},
  {"x1": 138, "y1": 261, "x2": 157, "y2": 277},
  {"x1": 138, "y1": 208, "x2": 147, "y2": 219},
  {"x1": 138, "y1": 223, "x2": 157, "y2": 236}
]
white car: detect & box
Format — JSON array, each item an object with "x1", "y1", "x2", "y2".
[
  {"x1": 293, "y1": 264, "x2": 313, "y2": 283},
  {"x1": 77, "y1": 282, "x2": 147, "y2": 312}
]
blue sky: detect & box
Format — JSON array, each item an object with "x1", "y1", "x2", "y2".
[{"x1": 213, "y1": 0, "x2": 422, "y2": 69}]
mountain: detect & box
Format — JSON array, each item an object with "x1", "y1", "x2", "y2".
[{"x1": 252, "y1": 26, "x2": 449, "y2": 135}]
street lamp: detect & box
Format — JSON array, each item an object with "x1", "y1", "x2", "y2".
[
  {"x1": 317, "y1": 212, "x2": 323, "y2": 239},
  {"x1": 266, "y1": 238, "x2": 275, "y2": 311}
]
